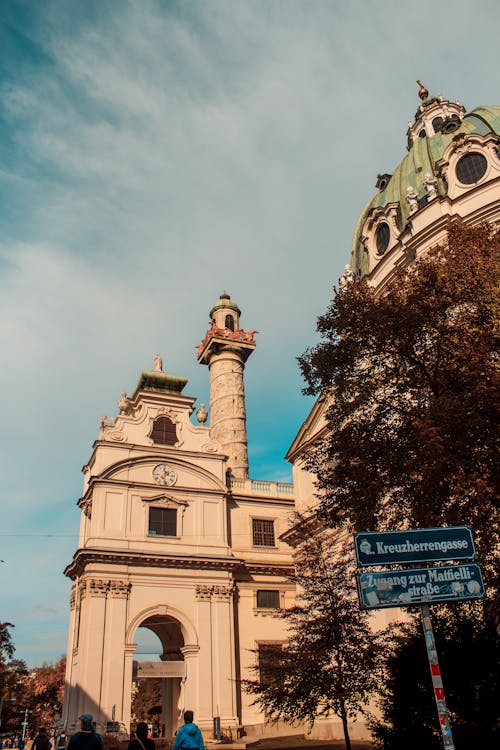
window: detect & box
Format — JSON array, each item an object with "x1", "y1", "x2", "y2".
[
  {"x1": 258, "y1": 643, "x2": 283, "y2": 687},
  {"x1": 256, "y1": 590, "x2": 280, "y2": 609},
  {"x1": 455, "y1": 153, "x2": 487, "y2": 185},
  {"x1": 431, "y1": 116, "x2": 444, "y2": 133},
  {"x1": 375, "y1": 223, "x2": 390, "y2": 255},
  {"x1": 151, "y1": 416, "x2": 177, "y2": 446},
  {"x1": 149, "y1": 507, "x2": 177, "y2": 536},
  {"x1": 252, "y1": 519, "x2": 275, "y2": 547},
  {"x1": 441, "y1": 115, "x2": 460, "y2": 134},
  {"x1": 225, "y1": 314, "x2": 235, "y2": 331}
]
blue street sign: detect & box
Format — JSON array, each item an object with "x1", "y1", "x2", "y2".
[
  {"x1": 354, "y1": 526, "x2": 475, "y2": 567},
  {"x1": 357, "y1": 563, "x2": 484, "y2": 610}
]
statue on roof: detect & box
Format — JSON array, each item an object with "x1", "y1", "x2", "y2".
[
  {"x1": 424, "y1": 172, "x2": 438, "y2": 201},
  {"x1": 339, "y1": 264, "x2": 355, "y2": 290},
  {"x1": 154, "y1": 354, "x2": 163, "y2": 372},
  {"x1": 406, "y1": 185, "x2": 419, "y2": 214}
]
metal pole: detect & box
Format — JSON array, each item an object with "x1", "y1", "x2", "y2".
[
  {"x1": 22, "y1": 708, "x2": 29, "y2": 741},
  {"x1": 421, "y1": 604, "x2": 455, "y2": 749}
]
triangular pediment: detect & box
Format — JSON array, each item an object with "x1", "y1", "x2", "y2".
[{"x1": 141, "y1": 493, "x2": 188, "y2": 508}]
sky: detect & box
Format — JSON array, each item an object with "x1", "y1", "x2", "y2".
[{"x1": 0, "y1": 0, "x2": 498, "y2": 667}]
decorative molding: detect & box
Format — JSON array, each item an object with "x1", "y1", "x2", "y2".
[
  {"x1": 108, "y1": 580, "x2": 132, "y2": 598},
  {"x1": 195, "y1": 583, "x2": 235, "y2": 601},
  {"x1": 78, "y1": 497, "x2": 92, "y2": 519},
  {"x1": 201, "y1": 442, "x2": 219, "y2": 453},
  {"x1": 69, "y1": 586, "x2": 77, "y2": 610},
  {"x1": 65, "y1": 549, "x2": 240, "y2": 580},
  {"x1": 88, "y1": 579, "x2": 109, "y2": 597},
  {"x1": 77, "y1": 578, "x2": 131, "y2": 599}
]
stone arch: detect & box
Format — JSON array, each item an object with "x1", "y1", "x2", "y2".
[{"x1": 126, "y1": 604, "x2": 198, "y2": 648}]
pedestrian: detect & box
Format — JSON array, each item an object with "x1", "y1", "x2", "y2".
[
  {"x1": 31, "y1": 729, "x2": 51, "y2": 750},
  {"x1": 67, "y1": 716, "x2": 102, "y2": 750},
  {"x1": 127, "y1": 722, "x2": 154, "y2": 750},
  {"x1": 172, "y1": 711, "x2": 204, "y2": 750}
]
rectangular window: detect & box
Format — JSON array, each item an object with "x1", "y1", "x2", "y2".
[
  {"x1": 252, "y1": 519, "x2": 275, "y2": 547},
  {"x1": 256, "y1": 590, "x2": 280, "y2": 609},
  {"x1": 149, "y1": 507, "x2": 177, "y2": 537},
  {"x1": 258, "y1": 643, "x2": 283, "y2": 687}
]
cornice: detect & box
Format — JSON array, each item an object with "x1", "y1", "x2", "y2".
[
  {"x1": 64, "y1": 548, "x2": 241, "y2": 580},
  {"x1": 64, "y1": 548, "x2": 294, "y2": 581}
]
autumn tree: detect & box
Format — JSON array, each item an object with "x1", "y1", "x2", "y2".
[
  {"x1": 0, "y1": 622, "x2": 29, "y2": 732},
  {"x1": 24, "y1": 657, "x2": 66, "y2": 733},
  {"x1": 244, "y1": 530, "x2": 381, "y2": 750},
  {"x1": 131, "y1": 678, "x2": 162, "y2": 726},
  {"x1": 298, "y1": 223, "x2": 499, "y2": 589}
]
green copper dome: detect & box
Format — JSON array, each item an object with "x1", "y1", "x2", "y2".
[
  {"x1": 350, "y1": 104, "x2": 500, "y2": 278},
  {"x1": 210, "y1": 292, "x2": 241, "y2": 318}
]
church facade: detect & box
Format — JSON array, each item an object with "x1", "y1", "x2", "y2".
[
  {"x1": 62, "y1": 294, "x2": 296, "y2": 740},
  {"x1": 62, "y1": 86, "x2": 500, "y2": 742}
]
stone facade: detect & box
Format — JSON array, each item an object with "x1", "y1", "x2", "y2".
[{"x1": 62, "y1": 296, "x2": 295, "y2": 740}]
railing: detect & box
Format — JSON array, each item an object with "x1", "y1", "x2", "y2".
[{"x1": 230, "y1": 477, "x2": 294, "y2": 497}]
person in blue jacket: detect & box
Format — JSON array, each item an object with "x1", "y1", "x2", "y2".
[{"x1": 172, "y1": 711, "x2": 204, "y2": 750}]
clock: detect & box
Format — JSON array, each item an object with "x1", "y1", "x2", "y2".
[{"x1": 153, "y1": 463, "x2": 177, "y2": 486}]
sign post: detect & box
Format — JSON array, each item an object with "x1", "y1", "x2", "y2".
[
  {"x1": 421, "y1": 604, "x2": 455, "y2": 749},
  {"x1": 354, "y1": 525, "x2": 483, "y2": 750}
]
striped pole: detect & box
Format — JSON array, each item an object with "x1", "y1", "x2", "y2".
[{"x1": 421, "y1": 604, "x2": 455, "y2": 749}]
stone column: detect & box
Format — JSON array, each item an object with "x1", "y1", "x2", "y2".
[
  {"x1": 208, "y1": 349, "x2": 249, "y2": 478},
  {"x1": 62, "y1": 585, "x2": 79, "y2": 731},
  {"x1": 180, "y1": 645, "x2": 201, "y2": 725},
  {"x1": 99, "y1": 581, "x2": 131, "y2": 730},
  {"x1": 76, "y1": 579, "x2": 108, "y2": 723},
  {"x1": 211, "y1": 585, "x2": 239, "y2": 727}
]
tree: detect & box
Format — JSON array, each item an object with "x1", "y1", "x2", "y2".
[
  {"x1": 370, "y1": 603, "x2": 500, "y2": 748},
  {"x1": 298, "y1": 223, "x2": 499, "y2": 590},
  {"x1": 0, "y1": 623, "x2": 29, "y2": 733},
  {"x1": 24, "y1": 657, "x2": 66, "y2": 733},
  {"x1": 131, "y1": 678, "x2": 162, "y2": 726},
  {"x1": 244, "y1": 529, "x2": 381, "y2": 750}
]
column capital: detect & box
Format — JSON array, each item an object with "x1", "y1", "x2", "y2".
[{"x1": 180, "y1": 644, "x2": 200, "y2": 658}]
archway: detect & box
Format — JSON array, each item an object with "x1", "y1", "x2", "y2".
[{"x1": 132, "y1": 614, "x2": 186, "y2": 738}]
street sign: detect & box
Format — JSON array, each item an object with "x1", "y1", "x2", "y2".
[
  {"x1": 354, "y1": 526, "x2": 475, "y2": 567},
  {"x1": 357, "y1": 562, "x2": 484, "y2": 610}
]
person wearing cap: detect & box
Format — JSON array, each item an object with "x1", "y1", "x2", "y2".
[{"x1": 67, "y1": 716, "x2": 103, "y2": 750}]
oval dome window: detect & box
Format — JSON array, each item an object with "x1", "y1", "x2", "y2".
[
  {"x1": 375, "y1": 223, "x2": 391, "y2": 255},
  {"x1": 456, "y1": 153, "x2": 487, "y2": 185}
]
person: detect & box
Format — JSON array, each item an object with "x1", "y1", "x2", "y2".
[
  {"x1": 127, "y1": 722, "x2": 154, "y2": 750},
  {"x1": 172, "y1": 711, "x2": 204, "y2": 750},
  {"x1": 31, "y1": 729, "x2": 51, "y2": 750},
  {"x1": 67, "y1": 715, "x2": 102, "y2": 750}
]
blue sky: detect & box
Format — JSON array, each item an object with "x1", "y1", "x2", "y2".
[{"x1": 0, "y1": 0, "x2": 498, "y2": 666}]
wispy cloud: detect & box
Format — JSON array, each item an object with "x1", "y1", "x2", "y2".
[{"x1": 0, "y1": 0, "x2": 497, "y2": 665}]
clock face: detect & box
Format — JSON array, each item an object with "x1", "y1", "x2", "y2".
[{"x1": 153, "y1": 463, "x2": 177, "y2": 486}]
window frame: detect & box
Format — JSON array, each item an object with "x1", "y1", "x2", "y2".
[
  {"x1": 251, "y1": 518, "x2": 276, "y2": 548},
  {"x1": 150, "y1": 415, "x2": 178, "y2": 446},
  {"x1": 148, "y1": 506, "x2": 178, "y2": 538},
  {"x1": 255, "y1": 589, "x2": 281, "y2": 610}
]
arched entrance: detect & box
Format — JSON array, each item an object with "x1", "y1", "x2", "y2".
[{"x1": 132, "y1": 614, "x2": 186, "y2": 738}]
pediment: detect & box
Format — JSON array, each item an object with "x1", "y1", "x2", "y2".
[{"x1": 141, "y1": 493, "x2": 188, "y2": 508}]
